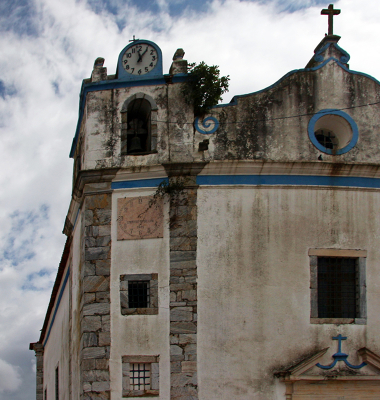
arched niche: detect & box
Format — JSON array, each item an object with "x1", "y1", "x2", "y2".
[{"x1": 121, "y1": 93, "x2": 158, "y2": 155}]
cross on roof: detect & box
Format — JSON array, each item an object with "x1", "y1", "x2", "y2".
[
  {"x1": 129, "y1": 35, "x2": 139, "y2": 42},
  {"x1": 321, "y1": 4, "x2": 341, "y2": 35}
]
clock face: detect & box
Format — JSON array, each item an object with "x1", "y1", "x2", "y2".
[
  {"x1": 117, "y1": 196, "x2": 164, "y2": 240},
  {"x1": 121, "y1": 43, "x2": 158, "y2": 76}
]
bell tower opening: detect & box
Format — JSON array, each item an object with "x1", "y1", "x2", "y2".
[{"x1": 121, "y1": 97, "x2": 153, "y2": 155}]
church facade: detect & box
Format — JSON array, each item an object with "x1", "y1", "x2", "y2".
[{"x1": 31, "y1": 9, "x2": 380, "y2": 400}]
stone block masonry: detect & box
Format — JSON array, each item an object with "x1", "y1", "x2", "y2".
[
  {"x1": 169, "y1": 181, "x2": 199, "y2": 400},
  {"x1": 81, "y1": 193, "x2": 112, "y2": 400}
]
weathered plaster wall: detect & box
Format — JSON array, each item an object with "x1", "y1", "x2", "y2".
[
  {"x1": 110, "y1": 188, "x2": 171, "y2": 399},
  {"x1": 197, "y1": 185, "x2": 380, "y2": 400},
  {"x1": 205, "y1": 63, "x2": 380, "y2": 163},
  {"x1": 43, "y1": 269, "x2": 71, "y2": 400},
  {"x1": 81, "y1": 85, "x2": 174, "y2": 171}
]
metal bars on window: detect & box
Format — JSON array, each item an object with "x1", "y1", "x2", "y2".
[
  {"x1": 317, "y1": 257, "x2": 357, "y2": 318},
  {"x1": 129, "y1": 363, "x2": 151, "y2": 390},
  {"x1": 128, "y1": 281, "x2": 150, "y2": 308}
]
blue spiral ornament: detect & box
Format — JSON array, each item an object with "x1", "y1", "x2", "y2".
[{"x1": 194, "y1": 116, "x2": 219, "y2": 134}]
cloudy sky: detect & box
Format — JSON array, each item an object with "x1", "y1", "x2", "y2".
[{"x1": 1, "y1": 0, "x2": 380, "y2": 398}]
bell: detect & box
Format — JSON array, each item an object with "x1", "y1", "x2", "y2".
[{"x1": 129, "y1": 136, "x2": 143, "y2": 153}]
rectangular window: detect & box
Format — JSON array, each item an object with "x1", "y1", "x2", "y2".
[
  {"x1": 309, "y1": 249, "x2": 366, "y2": 324},
  {"x1": 317, "y1": 257, "x2": 357, "y2": 318},
  {"x1": 122, "y1": 355, "x2": 159, "y2": 397},
  {"x1": 129, "y1": 363, "x2": 151, "y2": 390},
  {"x1": 120, "y1": 274, "x2": 158, "y2": 315},
  {"x1": 128, "y1": 281, "x2": 150, "y2": 308}
]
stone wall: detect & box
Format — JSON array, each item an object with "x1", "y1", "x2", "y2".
[
  {"x1": 81, "y1": 193, "x2": 112, "y2": 399},
  {"x1": 31, "y1": 343, "x2": 44, "y2": 400},
  {"x1": 169, "y1": 177, "x2": 199, "y2": 399}
]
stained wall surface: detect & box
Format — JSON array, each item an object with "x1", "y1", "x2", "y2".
[{"x1": 197, "y1": 185, "x2": 380, "y2": 399}]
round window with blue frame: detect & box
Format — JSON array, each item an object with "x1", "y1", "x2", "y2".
[{"x1": 308, "y1": 109, "x2": 358, "y2": 155}]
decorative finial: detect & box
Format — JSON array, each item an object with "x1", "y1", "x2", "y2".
[
  {"x1": 129, "y1": 35, "x2": 139, "y2": 42},
  {"x1": 321, "y1": 4, "x2": 341, "y2": 36},
  {"x1": 173, "y1": 48, "x2": 185, "y2": 61},
  {"x1": 94, "y1": 57, "x2": 105, "y2": 67}
]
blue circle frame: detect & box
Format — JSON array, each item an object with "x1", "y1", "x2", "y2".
[{"x1": 308, "y1": 109, "x2": 359, "y2": 155}]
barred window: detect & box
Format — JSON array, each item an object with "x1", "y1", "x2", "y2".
[
  {"x1": 128, "y1": 281, "x2": 150, "y2": 308},
  {"x1": 309, "y1": 249, "x2": 367, "y2": 324},
  {"x1": 317, "y1": 257, "x2": 357, "y2": 318},
  {"x1": 129, "y1": 363, "x2": 151, "y2": 391},
  {"x1": 120, "y1": 274, "x2": 158, "y2": 316},
  {"x1": 122, "y1": 355, "x2": 159, "y2": 397}
]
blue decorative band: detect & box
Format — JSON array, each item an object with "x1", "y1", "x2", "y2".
[
  {"x1": 194, "y1": 116, "x2": 219, "y2": 134},
  {"x1": 308, "y1": 109, "x2": 359, "y2": 155},
  {"x1": 196, "y1": 175, "x2": 380, "y2": 189},
  {"x1": 112, "y1": 178, "x2": 168, "y2": 190}
]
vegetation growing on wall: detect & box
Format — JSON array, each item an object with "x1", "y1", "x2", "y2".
[{"x1": 183, "y1": 62, "x2": 230, "y2": 116}]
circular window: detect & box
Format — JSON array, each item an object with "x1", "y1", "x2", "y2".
[{"x1": 308, "y1": 110, "x2": 358, "y2": 155}]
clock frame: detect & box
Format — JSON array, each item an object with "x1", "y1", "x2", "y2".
[{"x1": 117, "y1": 40, "x2": 163, "y2": 81}]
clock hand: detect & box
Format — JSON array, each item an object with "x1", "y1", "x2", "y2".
[
  {"x1": 140, "y1": 46, "x2": 148, "y2": 58},
  {"x1": 137, "y1": 50, "x2": 142, "y2": 63}
]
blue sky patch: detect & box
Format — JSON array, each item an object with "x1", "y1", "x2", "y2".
[
  {"x1": 0, "y1": 0, "x2": 40, "y2": 37},
  {"x1": 0, "y1": 80, "x2": 17, "y2": 99},
  {"x1": 22, "y1": 269, "x2": 52, "y2": 291},
  {"x1": 251, "y1": 0, "x2": 327, "y2": 13},
  {"x1": 51, "y1": 81, "x2": 60, "y2": 96},
  {"x1": 85, "y1": 0, "x2": 214, "y2": 30},
  {"x1": 1, "y1": 206, "x2": 49, "y2": 268}
]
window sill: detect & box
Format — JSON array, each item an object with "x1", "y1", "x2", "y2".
[
  {"x1": 123, "y1": 151, "x2": 158, "y2": 156},
  {"x1": 122, "y1": 390, "x2": 159, "y2": 397},
  {"x1": 310, "y1": 318, "x2": 366, "y2": 325},
  {"x1": 121, "y1": 308, "x2": 158, "y2": 316}
]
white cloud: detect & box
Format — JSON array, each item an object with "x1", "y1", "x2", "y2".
[
  {"x1": 0, "y1": 0, "x2": 380, "y2": 399},
  {"x1": 0, "y1": 359, "x2": 22, "y2": 393}
]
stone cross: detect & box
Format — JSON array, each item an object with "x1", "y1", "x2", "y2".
[{"x1": 321, "y1": 4, "x2": 341, "y2": 35}]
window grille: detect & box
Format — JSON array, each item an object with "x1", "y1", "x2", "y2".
[
  {"x1": 128, "y1": 281, "x2": 150, "y2": 308},
  {"x1": 318, "y1": 257, "x2": 357, "y2": 318},
  {"x1": 315, "y1": 128, "x2": 337, "y2": 150},
  {"x1": 129, "y1": 363, "x2": 151, "y2": 390}
]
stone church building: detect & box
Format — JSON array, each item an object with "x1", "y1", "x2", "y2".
[{"x1": 31, "y1": 6, "x2": 380, "y2": 400}]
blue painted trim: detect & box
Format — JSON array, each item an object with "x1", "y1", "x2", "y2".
[
  {"x1": 73, "y1": 207, "x2": 80, "y2": 231},
  {"x1": 196, "y1": 175, "x2": 380, "y2": 189},
  {"x1": 308, "y1": 109, "x2": 359, "y2": 155},
  {"x1": 194, "y1": 116, "x2": 219, "y2": 134},
  {"x1": 117, "y1": 40, "x2": 163, "y2": 81},
  {"x1": 112, "y1": 177, "x2": 168, "y2": 190},
  {"x1": 214, "y1": 43, "x2": 380, "y2": 109},
  {"x1": 43, "y1": 267, "x2": 70, "y2": 347},
  {"x1": 313, "y1": 42, "x2": 350, "y2": 64}
]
